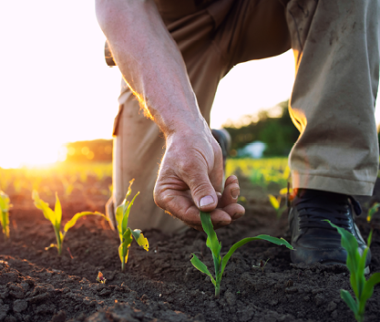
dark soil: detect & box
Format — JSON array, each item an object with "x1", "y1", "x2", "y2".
[{"x1": 1, "y1": 174, "x2": 380, "y2": 322}]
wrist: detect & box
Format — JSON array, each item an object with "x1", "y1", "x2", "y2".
[{"x1": 164, "y1": 117, "x2": 209, "y2": 139}]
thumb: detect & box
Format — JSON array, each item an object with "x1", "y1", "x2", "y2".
[{"x1": 184, "y1": 168, "x2": 219, "y2": 212}]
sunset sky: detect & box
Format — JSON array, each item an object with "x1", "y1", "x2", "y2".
[{"x1": 1, "y1": 1, "x2": 379, "y2": 168}]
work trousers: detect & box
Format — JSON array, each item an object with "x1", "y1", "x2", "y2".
[{"x1": 108, "y1": 0, "x2": 380, "y2": 233}]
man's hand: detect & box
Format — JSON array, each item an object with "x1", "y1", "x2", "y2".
[
  {"x1": 96, "y1": 0, "x2": 244, "y2": 229},
  {"x1": 154, "y1": 125, "x2": 245, "y2": 230}
]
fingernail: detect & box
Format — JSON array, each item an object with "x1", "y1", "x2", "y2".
[
  {"x1": 200, "y1": 195, "x2": 214, "y2": 207},
  {"x1": 231, "y1": 188, "x2": 239, "y2": 199}
]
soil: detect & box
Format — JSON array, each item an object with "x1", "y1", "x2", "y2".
[{"x1": 1, "y1": 173, "x2": 380, "y2": 322}]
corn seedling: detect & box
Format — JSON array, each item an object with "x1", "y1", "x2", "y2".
[
  {"x1": 191, "y1": 212, "x2": 293, "y2": 297},
  {"x1": 115, "y1": 180, "x2": 149, "y2": 271},
  {"x1": 32, "y1": 190, "x2": 109, "y2": 255},
  {"x1": 268, "y1": 194, "x2": 286, "y2": 218},
  {"x1": 0, "y1": 191, "x2": 11, "y2": 239},
  {"x1": 326, "y1": 203, "x2": 380, "y2": 322}
]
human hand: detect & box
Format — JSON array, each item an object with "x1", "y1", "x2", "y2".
[{"x1": 154, "y1": 126, "x2": 245, "y2": 231}]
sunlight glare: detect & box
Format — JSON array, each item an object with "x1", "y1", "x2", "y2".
[{"x1": 1, "y1": 139, "x2": 66, "y2": 169}]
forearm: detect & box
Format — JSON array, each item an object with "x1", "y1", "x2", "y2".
[{"x1": 96, "y1": 0, "x2": 205, "y2": 136}]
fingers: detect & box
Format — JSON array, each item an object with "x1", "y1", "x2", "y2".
[
  {"x1": 221, "y1": 203, "x2": 245, "y2": 222},
  {"x1": 153, "y1": 132, "x2": 243, "y2": 231},
  {"x1": 181, "y1": 161, "x2": 220, "y2": 213},
  {"x1": 183, "y1": 132, "x2": 223, "y2": 213},
  {"x1": 187, "y1": 203, "x2": 244, "y2": 231},
  {"x1": 155, "y1": 174, "x2": 245, "y2": 231},
  {"x1": 154, "y1": 188, "x2": 231, "y2": 231},
  {"x1": 219, "y1": 175, "x2": 241, "y2": 208}
]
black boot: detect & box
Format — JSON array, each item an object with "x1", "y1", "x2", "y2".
[{"x1": 288, "y1": 189, "x2": 370, "y2": 270}]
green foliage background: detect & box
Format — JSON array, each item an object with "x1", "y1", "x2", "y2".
[{"x1": 224, "y1": 100, "x2": 299, "y2": 157}]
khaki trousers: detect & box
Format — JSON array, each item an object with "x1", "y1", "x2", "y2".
[{"x1": 109, "y1": 0, "x2": 380, "y2": 233}]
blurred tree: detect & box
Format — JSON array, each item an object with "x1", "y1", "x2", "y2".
[
  {"x1": 64, "y1": 139, "x2": 112, "y2": 163},
  {"x1": 223, "y1": 100, "x2": 299, "y2": 157}
]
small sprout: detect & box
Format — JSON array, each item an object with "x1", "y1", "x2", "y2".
[
  {"x1": 191, "y1": 212, "x2": 293, "y2": 297},
  {"x1": 268, "y1": 194, "x2": 287, "y2": 218},
  {"x1": 253, "y1": 258, "x2": 270, "y2": 273},
  {"x1": 96, "y1": 271, "x2": 106, "y2": 284},
  {"x1": 115, "y1": 179, "x2": 149, "y2": 271},
  {"x1": 0, "y1": 191, "x2": 11, "y2": 239},
  {"x1": 326, "y1": 219, "x2": 380, "y2": 322},
  {"x1": 32, "y1": 190, "x2": 109, "y2": 255},
  {"x1": 61, "y1": 176, "x2": 76, "y2": 197}
]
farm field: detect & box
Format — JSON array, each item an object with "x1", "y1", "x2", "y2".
[{"x1": 0, "y1": 159, "x2": 379, "y2": 322}]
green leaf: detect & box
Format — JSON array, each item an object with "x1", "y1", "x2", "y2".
[
  {"x1": 268, "y1": 194, "x2": 279, "y2": 210},
  {"x1": 367, "y1": 230, "x2": 373, "y2": 248},
  {"x1": 120, "y1": 228, "x2": 133, "y2": 262},
  {"x1": 132, "y1": 229, "x2": 149, "y2": 251},
  {"x1": 200, "y1": 212, "x2": 222, "y2": 277},
  {"x1": 220, "y1": 235, "x2": 293, "y2": 276},
  {"x1": 63, "y1": 211, "x2": 108, "y2": 234},
  {"x1": 200, "y1": 212, "x2": 221, "y2": 258},
  {"x1": 0, "y1": 191, "x2": 10, "y2": 238},
  {"x1": 360, "y1": 272, "x2": 380, "y2": 306},
  {"x1": 0, "y1": 191, "x2": 10, "y2": 212},
  {"x1": 325, "y1": 220, "x2": 362, "y2": 297},
  {"x1": 54, "y1": 193, "x2": 62, "y2": 228},
  {"x1": 367, "y1": 203, "x2": 379, "y2": 222},
  {"x1": 125, "y1": 179, "x2": 134, "y2": 199},
  {"x1": 340, "y1": 289, "x2": 358, "y2": 315},
  {"x1": 191, "y1": 254, "x2": 216, "y2": 286},
  {"x1": 356, "y1": 247, "x2": 369, "y2": 298},
  {"x1": 118, "y1": 244, "x2": 130, "y2": 268},
  {"x1": 1, "y1": 210, "x2": 9, "y2": 238},
  {"x1": 32, "y1": 190, "x2": 56, "y2": 223},
  {"x1": 115, "y1": 200, "x2": 125, "y2": 237},
  {"x1": 122, "y1": 192, "x2": 139, "y2": 234}
]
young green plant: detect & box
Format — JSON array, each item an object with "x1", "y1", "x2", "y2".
[
  {"x1": 115, "y1": 180, "x2": 149, "y2": 271},
  {"x1": 32, "y1": 191, "x2": 109, "y2": 255},
  {"x1": 191, "y1": 212, "x2": 293, "y2": 297},
  {"x1": 326, "y1": 203, "x2": 380, "y2": 322},
  {"x1": 0, "y1": 191, "x2": 11, "y2": 239}
]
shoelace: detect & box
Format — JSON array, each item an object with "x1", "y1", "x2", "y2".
[{"x1": 293, "y1": 191, "x2": 362, "y2": 231}]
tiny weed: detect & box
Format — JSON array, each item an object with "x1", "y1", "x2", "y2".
[
  {"x1": 32, "y1": 190, "x2": 109, "y2": 255},
  {"x1": 115, "y1": 180, "x2": 149, "y2": 271},
  {"x1": 253, "y1": 258, "x2": 270, "y2": 273},
  {"x1": 191, "y1": 212, "x2": 293, "y2": 297}
]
